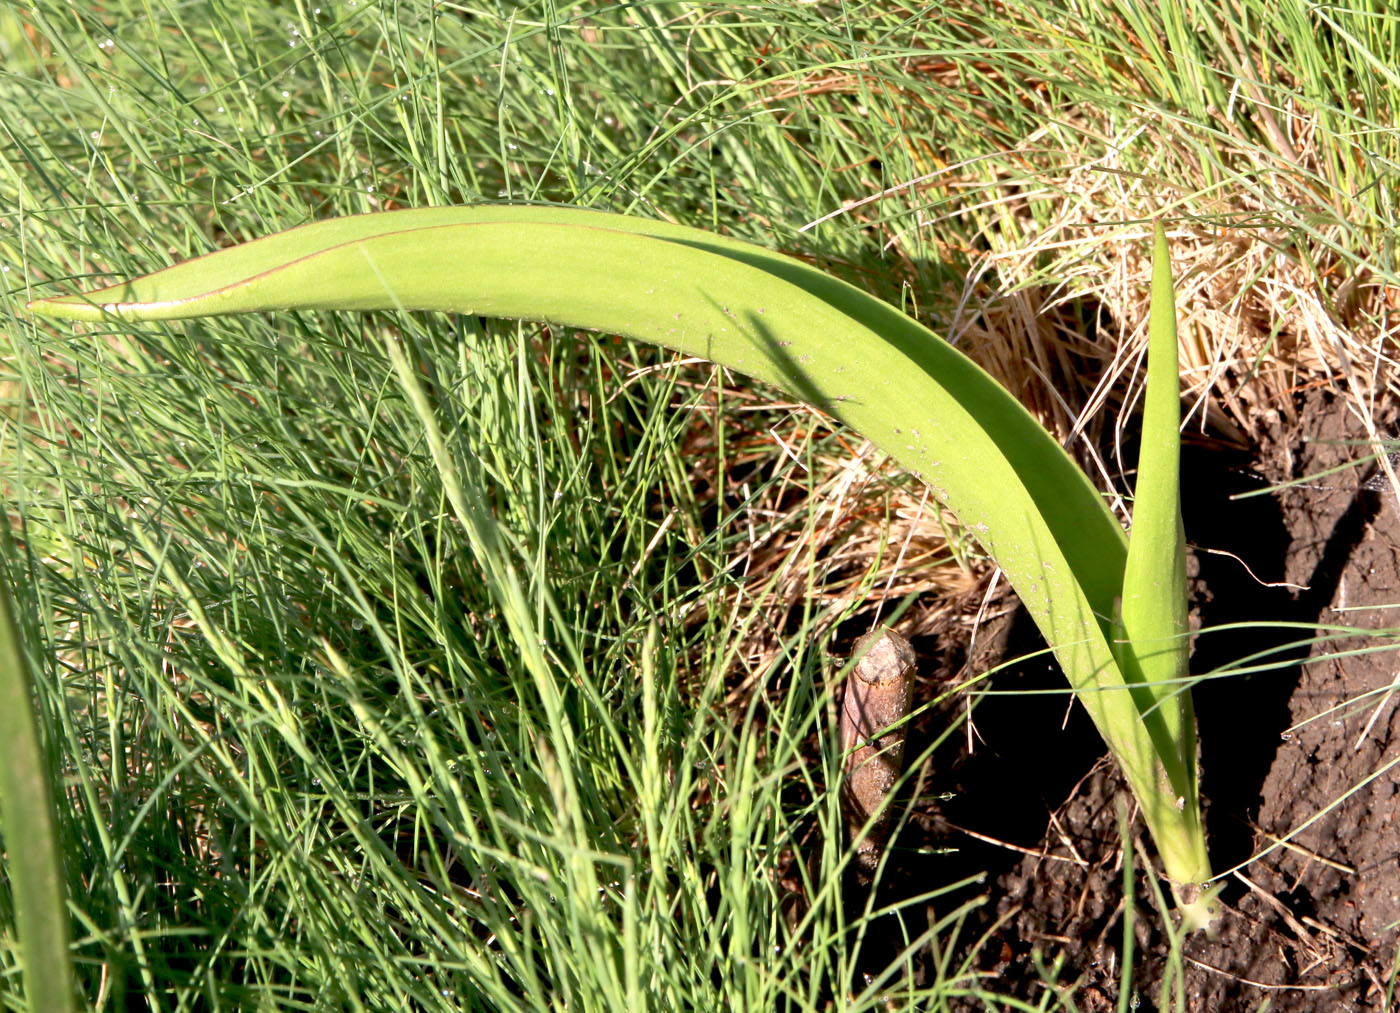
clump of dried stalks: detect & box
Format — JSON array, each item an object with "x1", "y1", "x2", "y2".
[{"x1": 677, "y1": 98, "x2": 1400, "y2": 675}]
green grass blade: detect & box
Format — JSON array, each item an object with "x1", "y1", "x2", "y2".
[{"x1": 0, "y1": 538, "x2": 77, "y2": 1013}]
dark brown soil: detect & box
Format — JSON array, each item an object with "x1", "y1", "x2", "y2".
[{"x1": 867, "y1": 390, "x2": 1400, "y2": 1010}]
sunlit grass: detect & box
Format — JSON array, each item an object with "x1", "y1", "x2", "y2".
[{"x1": 6, "y1": 0, "x2": 1400, "y2": 1009}]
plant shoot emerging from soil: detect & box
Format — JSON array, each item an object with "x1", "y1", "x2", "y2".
[{"x1": 26, "y1": 206, "x2": 1219, "y2": 957}]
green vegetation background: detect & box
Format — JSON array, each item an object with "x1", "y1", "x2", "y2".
[{"x1": 3, "y1": 1, "x2": 1397, "y2": 1008}]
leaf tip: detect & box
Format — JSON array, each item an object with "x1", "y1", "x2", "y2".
[{"x1": 27, "y1": 294, "x2": 129, "y2": 323}]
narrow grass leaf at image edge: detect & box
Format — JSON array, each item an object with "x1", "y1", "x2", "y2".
[
  {"x1": 0, "y1": 531, "x2": 77, "y2": 1012},
  {"x1": 26, "y1": 204, "x2": 1215, "y2": 921}
]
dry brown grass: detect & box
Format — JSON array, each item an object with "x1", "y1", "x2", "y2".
[{"x1": 684, "y1": 98, "x2": 1400, "y2": 665}]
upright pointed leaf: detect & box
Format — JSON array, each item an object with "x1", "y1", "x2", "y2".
[{"x1": 1117, "y1": 222, "x2": 1212, "y2": 912}]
